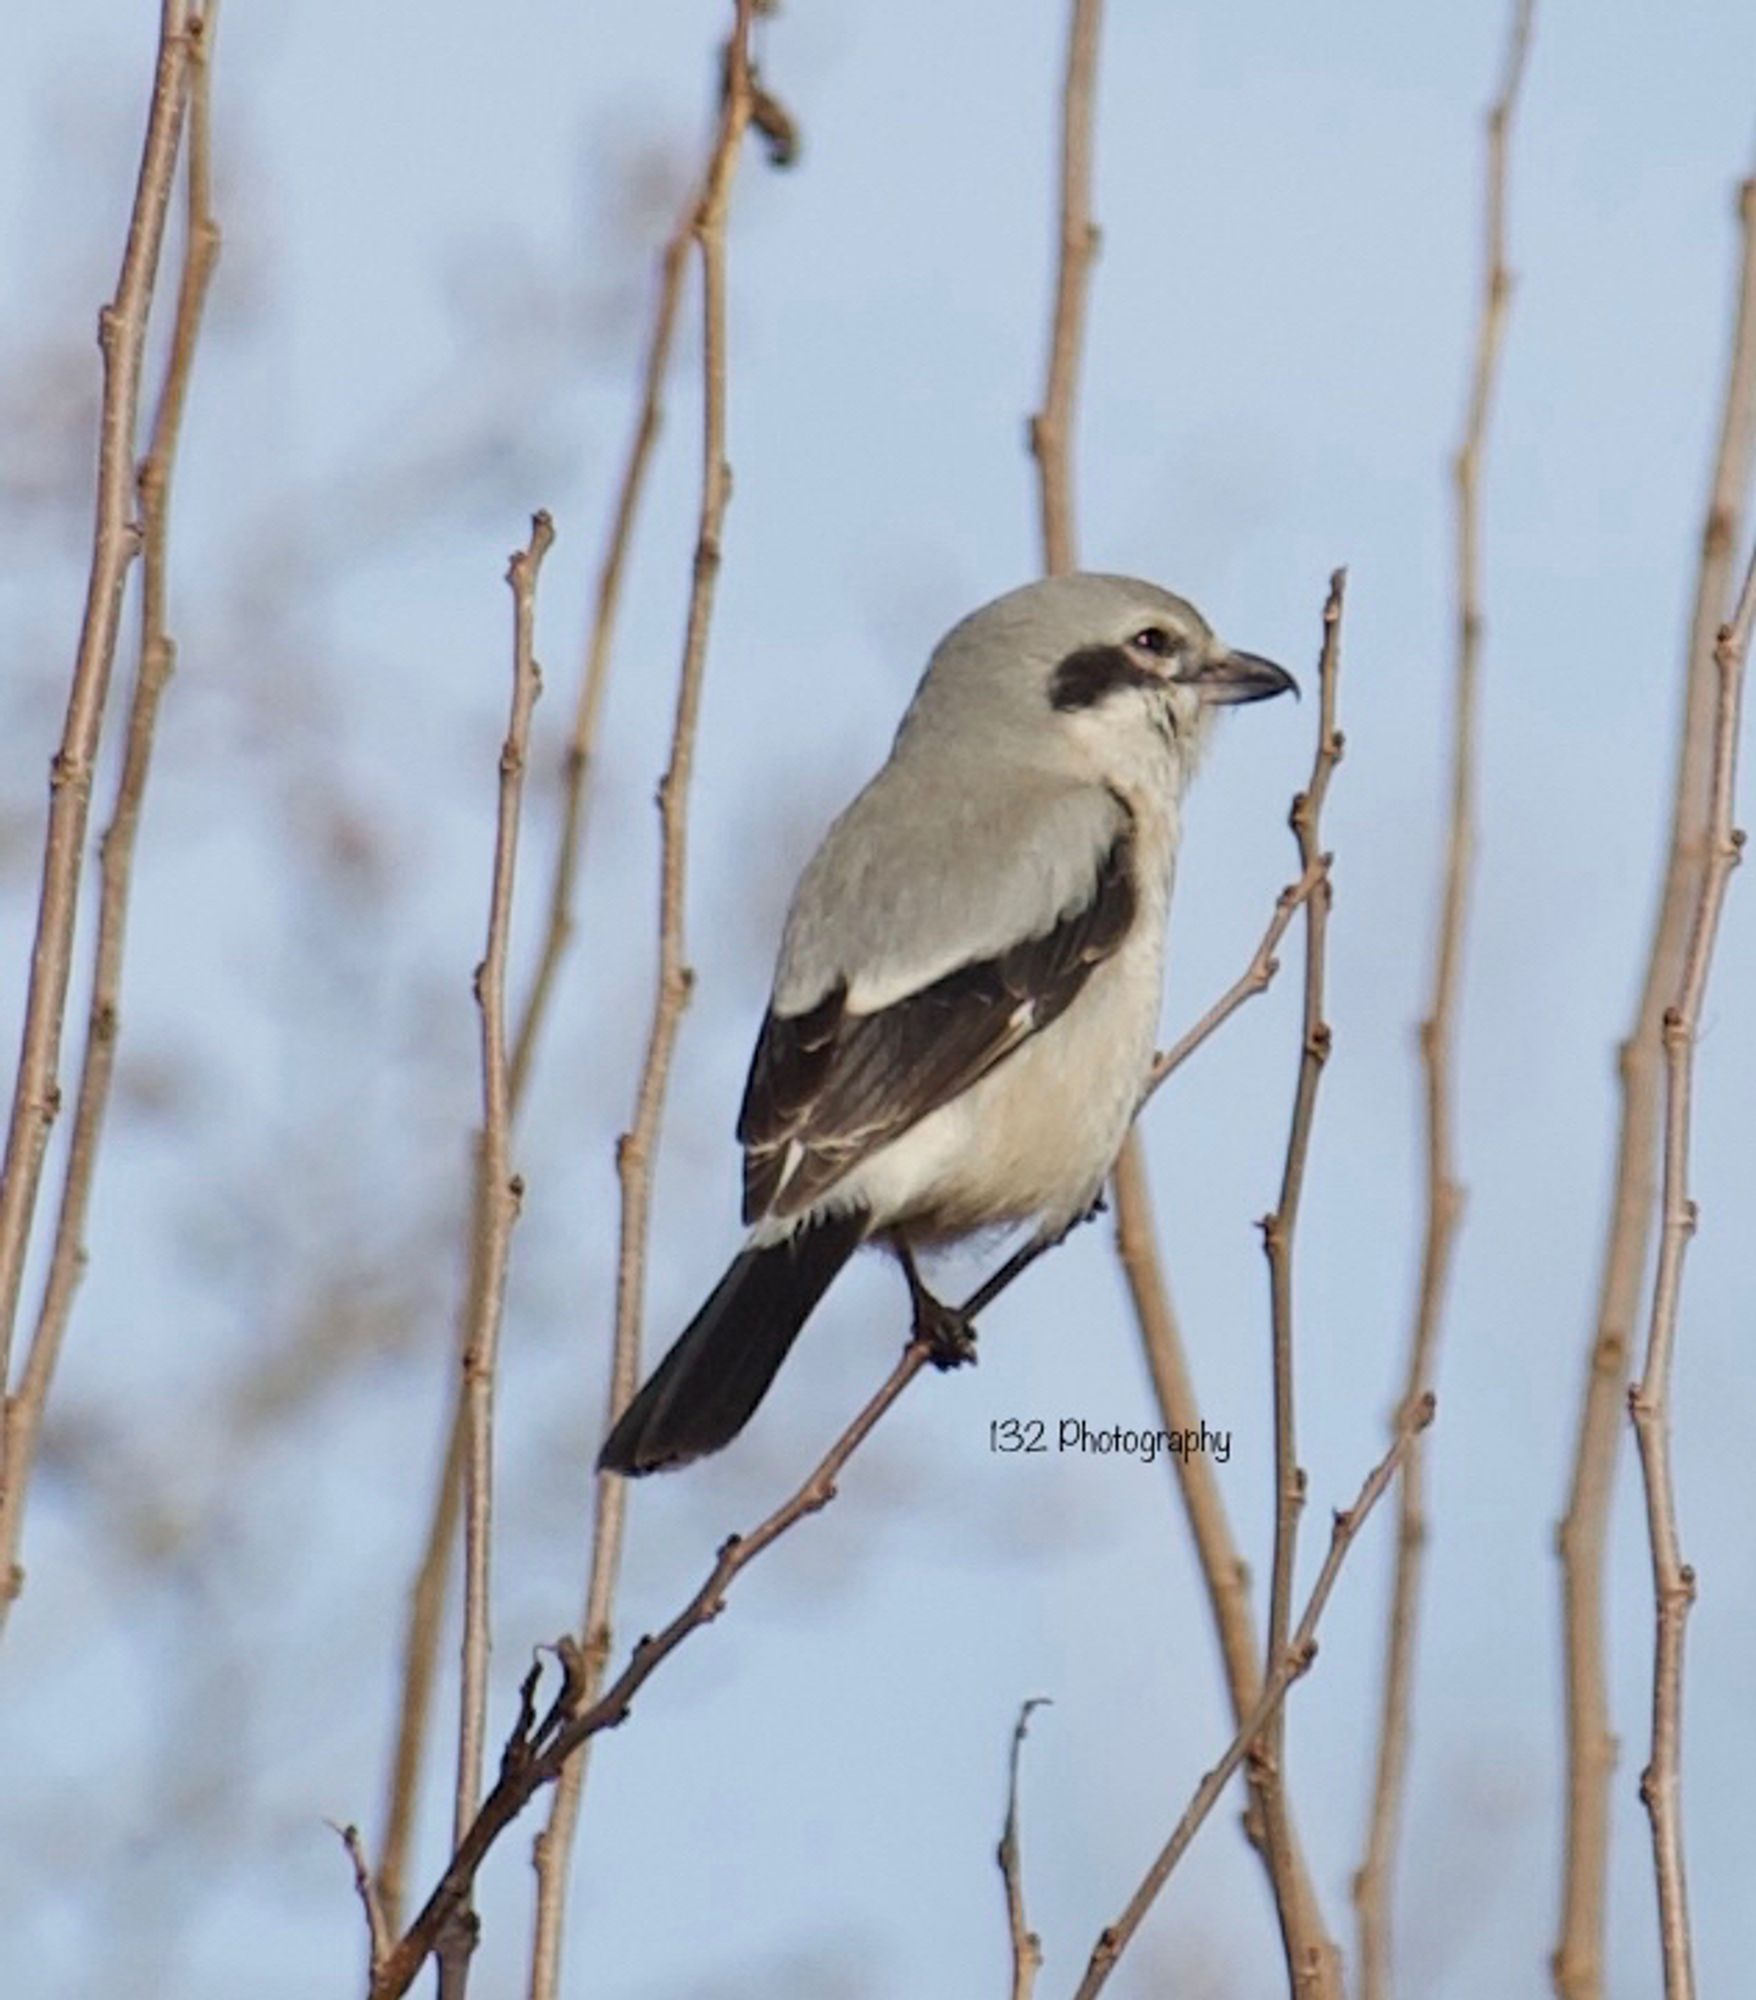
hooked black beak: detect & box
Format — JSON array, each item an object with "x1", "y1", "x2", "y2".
[{"x1": 1177, "y1": 648, "x2": 1299, "y2": 706}]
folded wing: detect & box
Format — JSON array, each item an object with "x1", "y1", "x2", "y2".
[{"x1": 738, "y1": 819, "x2": 1138, "y2": 1223}]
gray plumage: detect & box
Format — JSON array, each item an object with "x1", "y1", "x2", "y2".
[{"x1": 599, "y1": 573, "x2": 1293, "y2": 1474}]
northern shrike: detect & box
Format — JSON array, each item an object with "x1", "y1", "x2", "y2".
[{"x1": 599, "y1": 573, "x2": 1293, "y2": 1475}]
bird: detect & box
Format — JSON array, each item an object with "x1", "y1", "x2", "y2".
[{"x1": 598, "y1": 573, "x2": 1295, "y2": 1475}]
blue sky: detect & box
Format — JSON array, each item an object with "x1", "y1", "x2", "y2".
[{"x1": 4, "y1": 4, "x2": 1756, "y2": 1996}]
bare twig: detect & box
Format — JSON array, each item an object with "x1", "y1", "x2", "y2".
[
  {"x1": 1072, "y1": 1394, "x2": 1434, "y2": 2000},
  {"x1": 1355, "y1": 10, "x2": 1533, "y2": 1992},
  {"x1": 1113, "y1": 1154, "x2": 1259, "y2": 1681},
  {"x1": 1250, "y1": 573, "x2": 1347, "y2": 2000},
  {"x1": 0, "y1": 0, "x2": 196, "y2": 1605},
  {"x1": 0, "y1": 2, "x2": 221, "y2": 1632},
  {"x1": 378, "y1": 80, "x2": 760, "y2": 1943},
  {"x1": 447, "y1": 509, "x2": 553, "y2": 1991},
  {"x1": 1110, "y1": 1146, "x2": 1337, "y2": 1939},
  {"x1": 1029, "y1": 0, "x2": 1102, "y2": 579},
  {"x1": 998, "y1": 1699, "x2": 1050, "y2": 2000},
  {"x1": 1141, "y1": 855, "x2": 1326, "y2": 1102},
  {"x1": 1122, "y1": 696, "x2": 1340, "y2": 1951},
  {"x1": 375, "y1": 212, "x2": 695, "y2": 1935},
  {"x1": 1627, "y1": 547, "x2": 1754, "y2": 2000},
  {"x1": 1029, "y1": 5, "x2": 1336, "y2": 1974},
  {"x1": 335, "y1": 1822, "x2": 392, "y2": 1981},
  {"x1": 507, "y1": 217, "x2": 692, "y2": 1108},
  {"x1": 527, "y1": 12, "x2": 771, "y2": 1995},
  {"x1": 1554, "y1": 176, "x2": 1756, "y2": 2000},
  {"x1": 376, "y1": 1404, "x2": 464, "y2": 1931}
]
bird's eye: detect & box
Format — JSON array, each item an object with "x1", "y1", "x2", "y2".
[{"x1": 1131, "y1": 627, "x2": 1174, "y2": 656}]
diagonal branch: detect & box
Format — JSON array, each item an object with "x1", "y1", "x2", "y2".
[
  {"x1": 1072, "y1": 1392, "x2": 1434, "y2": 2000},
  {"x1": 369, "y1": 1328, "x2": 931, "y2": 2000},
  {"x1": 0, "y1": 0, "x2": 197, "y2": 1613},
  {"x1": 1354, "y1": 9, "x2": 1534, "y2": 1992},
  {"x1": 1109, "y1": 1159, "x2": 1259, "y2": 1673},
  {"x1": 1627, "y1": 545, "x2": 1755, "y2": 2000},
  {"x1": 1553, "y1": 173, "x2": 1756, "y2": 2000},
  {"x1": 1141, "y1": 854, "x2": 1327, "y2": 1101}
]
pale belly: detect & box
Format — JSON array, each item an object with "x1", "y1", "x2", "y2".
[{"x1": 839, "y1": 931, "x2": 1163, "y2": 1242}]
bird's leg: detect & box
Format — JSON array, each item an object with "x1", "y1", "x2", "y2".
[
  {"x1": 894, "y1": 1240, "x2": 978, "y2": 1370},
  {"x1": 898, "y1": 1191, "x2": 1108, "y2": 1363}
]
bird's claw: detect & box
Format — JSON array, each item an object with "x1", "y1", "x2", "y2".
[{"x1": 914, "y1": 1296, "x2": 978, "y2": 1371}]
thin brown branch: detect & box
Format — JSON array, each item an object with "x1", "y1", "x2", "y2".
[
  {"x1": 527, "y1": 12, "x2": 771, "y2": 1995},
  {"x1": 375, "y1": 211, "x2": 696, "y2": 1936},
  {"x1": 1355, "y1": 9, "x2": 1533, "y2": 1992},
  {"x1": 1030, "y1": 0, "x2": 1103, "y2": 581},
  {"x1": 1131, "y1": 807, "x2": 1330, "y2": 1880},
  {"x1": 376, "y1": 1401, "x2": 464, "y2": 1932},
  {"x1": 1029, "y1": 3, "x2": 1337, "y2": 1977},
  {"x1": 1073, "y1": 1393, "x2": 1434, "y2": 2000},
  {"x1": 1111, "y1": 1148, "x2": 1332, "y2": 1947},
  {"x1": 1253, "y1": 572, "x2": 1346, "y2": 1999},
  {"x1": 1107, "y1": 606, "x2": 1350, "y2": 1987},
  {"x1": 1627, "y1": 547, "x2": 1754, "y2": 2000},
  {"x1": 997, "y1": 1699, "x2": 1049, "y2": 2000},
  {"x1": 1141, "y1": 854, "x2": 1327, "y2": 1103},
  {"x1": 378, "y1": 34, "x2": 775, "y2": 1922},
  {"x1": 1554, "y1": 174, "x2": 1756, "y2": 2000},
  {"x1": 2, "y1": 0, "x2": 222, "y2": 1613},
  {"x1": 335, "y1": 1822, "x2": 392, "y2": 1982},
  {"x1": 1114, "y1": 1160, "x2": 1258, "y2": 1701},
  {"x1": 3, "y1": 0, "x2": 222, "y2": 1482},
  {"x1": 0, "y1": 0, "x2": 196, "y2": 1609},
  {"x1": 507, "y1": 217, "x2": 692, "y2": 1107},
  {"x1": 448, "y1": 510, "x2": 554, "y2": 1989}
]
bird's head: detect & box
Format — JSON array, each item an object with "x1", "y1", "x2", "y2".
[{"x1": 912, "y1": 573, "x2": 1295, "y2": 794}]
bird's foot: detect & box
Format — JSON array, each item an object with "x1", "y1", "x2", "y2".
[
  {"x1": 913, "y1": 1291, "x2": 978, "y2": 1371},
  {"x1": 896, "y1": 1241, "x2": 979, "y2": 1369}
]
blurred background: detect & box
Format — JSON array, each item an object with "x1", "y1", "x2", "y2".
[{"x1": 3, "y1": 3, "x2": 1755, "y2": 1995}]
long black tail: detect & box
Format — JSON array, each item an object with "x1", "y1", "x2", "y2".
[{"x1": 597, "y1": 1209, "x2": 867, "y2": 1476}]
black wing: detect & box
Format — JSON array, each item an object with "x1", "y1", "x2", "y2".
[{"x1": 737, "y1": 825, "x2": 1138, "y2": 1223}]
